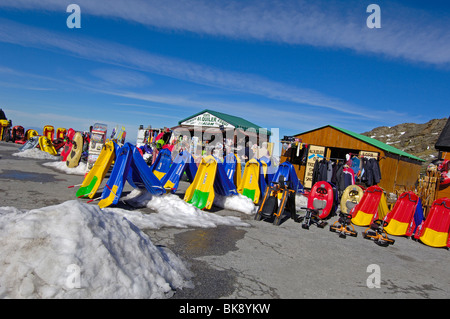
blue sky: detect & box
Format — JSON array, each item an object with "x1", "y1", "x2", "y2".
[{"x1": 0, "y1": 0, "x2": 449, "y2": 142}]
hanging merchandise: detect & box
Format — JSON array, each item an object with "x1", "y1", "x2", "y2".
[
  {"x1": 331, "y1": 161, "x2": 345, "y2": 194},
  {"x1": 361, "y1": 157, "x2": 382, "y2": 186},
  {"x1": 343, "y1": 166, "x2": 355, "y2": 188},
  {"x1": 351, "y1": 156, "x2": 361, "y2": 178}
]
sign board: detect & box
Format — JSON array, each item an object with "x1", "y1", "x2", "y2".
[
  {"x1": 359, "y1": 150, "x2": 379, "y2": 159},
  {"x1": 304, "y1": 145, "x2": 326, "y2": 189},
  {"x1": 180, "y1": 112, "x2": 234, "y2": 128}
]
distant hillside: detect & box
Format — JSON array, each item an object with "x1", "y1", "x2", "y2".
[{"x1": 360, "y1": 118, "x2": 448, "y2": 168}]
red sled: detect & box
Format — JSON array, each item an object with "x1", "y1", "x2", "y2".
[{"x1": 414, "y1": 198, "x2": 450, "y2": 249}]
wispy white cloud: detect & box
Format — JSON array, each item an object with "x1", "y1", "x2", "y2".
[
  {"x1": 98, "y1": 88, "x2": 422, "y2": 135},
  {"x1": 0, "y1": 18, "x2": 377, "y2": 120},
  {"x1": 0, "y1": 81, "x2": 56, "y2": 91},
  {"x1": 90, "y1": 68, "x2": 152, "y2": 88},
  {"x1": 1, "y1": 0, "x2": 449, "y2": 65}
]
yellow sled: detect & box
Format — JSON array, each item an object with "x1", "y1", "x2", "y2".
[
  {"x1": 76, "y1": 141, "x2": 115, "y2": 198},
  {"x1": 66, "y1": 132, "x2": 83, "y2": 168},
  {"x1": 351, "y1": 186, "x2": 389, "y2": 226},
  {"x1": 184, "y1": 155, "x2": 217, "y2": 210},
  {"x1": 38, "y1": 136, "x2": 57, "y2": 156},
  {"x1": 237, "y1": 158, "x2": 261, "y2": 204},
  {"x1": 340, "y1": 185, "x2": 364, "y2": 215},
  {"x1": 26, "y1": 129, "x2": 38, "y2": 140}
]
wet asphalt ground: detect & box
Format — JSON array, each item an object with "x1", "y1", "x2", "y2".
[{"x1": 1, "y1": 141, "x2": 450, "y2": 300}]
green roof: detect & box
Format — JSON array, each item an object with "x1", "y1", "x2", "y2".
[
  {"x1": 296, "y1": 125, "x2": 424, "y2": 162},
  {"x1": 178, "y1": 109, "x2": 270, "y2": 135}
]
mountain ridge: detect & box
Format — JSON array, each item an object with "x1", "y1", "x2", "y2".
[{"x1": 360, "y1": 118, "x2": 448, "y2": 168}]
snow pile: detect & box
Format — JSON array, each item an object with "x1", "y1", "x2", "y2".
[
  {"x1": 213, "y1": 193, "x2": 257, "y2": 215},
  {"x1": 12, "y1": 148, "x2": 58, "y2": 160},
  {"x1": 42, "y1": 161, "x2": 87, "y2": 175},
  {"x1": 119, "y1": 189, "x2": 250, "y2": 229},
  {"x1": 0, "y1": 200, "x2": 193, "y2": 299}
]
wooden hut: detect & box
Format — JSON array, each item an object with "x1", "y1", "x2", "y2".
[{"x1": 281, "y1": 125, "x2": 424, "y2": 193}]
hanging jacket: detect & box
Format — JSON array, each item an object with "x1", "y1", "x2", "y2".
[
  {"x1": 362, "y1": 158, "x2": 381, "y2": 186},
  {"x1": 343, "y1": 167, "x2": 355, "y2": 188},
  {"x1": 332, "y1": 162, "x2": 345, "y2": 193},
  {"x1": 327, "y1": 161, "x2": 333, "y2": 182}
]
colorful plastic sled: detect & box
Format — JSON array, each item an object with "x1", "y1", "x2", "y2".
[
  {"x1": 25, "y1": 129, "x2": 38, "y2": 140},
  {"x1": 52, "y1": 138, "x2": 66, "y2": 152},
  {"x1": 255, "y1": 175, "x2": 297, "y2": 226},
  {"x1": 151, "y1": 148, "x2": 172, "y2": 180},
  {"x1": 126, "y1": 147, "x2": 165, "y2": 196},
  {"x1": 340, "y1": 185, "x2": 364, "y2": 215},
  {"x1": 12, "y1": 126, "x2": 26, "y2": 144},
  {"x1": 160, "y1": 151, "x2": 197, "y2": 193},
  {"x1": 184, "y1": 155, "x2": 238, "y2": 210},
  {"x1": 60, "y1": 128, "x2": 76, "y2": 161},
  {"x1": 259, "y1": 156, "x2": 274, "y2": 184},
  {"x1": 98, "y1": 144, "x2": 133, "y2": 209},
  {"x1": 184, "y1": 155, "x2": 217, "y2": 210},
  {"x1": 308, "y1": 181, "x2": 337, "y2": 219},
  {"x1": 270, "y1": 161, "x2": 303, "y2": 193},
  {"x1": 350, "y1": 185, "x2": 389, "y2": 227},
  {"x1": 0, "y1": 116, "x2": 11, "y2": 141},
  {"x1": 300, "y1": 181, "x2": 337, "y2": 229},
  {"x1": 238, "y1": 158, "x2": 261, "y2": 204},
  {"x1": 223, "y1": 153, "x2": 242, "y2": 187},
  {"x1": 38, "y1": 136, "x2": 57, "y2": 156},
  {"x1": 214, "y1": 157, "x2": 239, "y2": 198},
  {"x1": 414, "y1": 198, "x2": 450, "y2": 249},
  {"x1": 56, "y1": 127, "x2": 67, "y2": 140},
  {"x1": 258, "y1": 158, "x2": 270, "y2": 191},
  {"x1": 383, "y1": 191, "x2": 424, "y2": 237},
  {"x1": 43, "y1": 125, "x2": 54, "y2": 141},
  {"x1": 66, "y1": 132, "x2": 83, "y2": 168},
  {"x1": 19, "y1": 136, "x2": 40, "y2": 152},
  {"x1": 76, "y1": 141, "x2": 116, "y2": 199}
]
